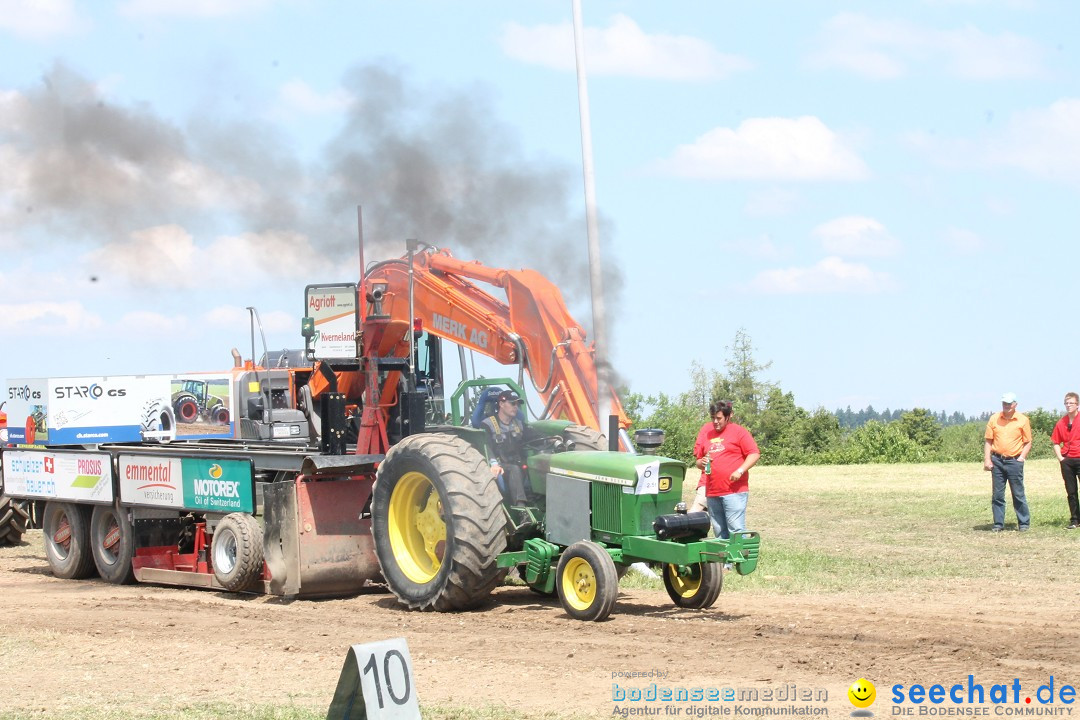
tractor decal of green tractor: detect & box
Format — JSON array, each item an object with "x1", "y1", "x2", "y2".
[{"x1": 171, "y1": 379, "x2": 230, "y2": 425}]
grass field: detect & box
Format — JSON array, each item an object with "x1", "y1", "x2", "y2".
[
  {"x1": 725, "y1": 457, "x2": 1079, "y2": 594},
  {"x1": 3, "y1": 459, "x2": 1074, "y2": 720}
]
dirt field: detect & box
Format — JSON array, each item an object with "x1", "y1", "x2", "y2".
[{"x1": 3, "y1": 529, "x2": 1079, "y2": 719}]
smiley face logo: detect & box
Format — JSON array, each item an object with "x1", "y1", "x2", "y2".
[{"x1": 848, "y1": 678, "x2": 876, "y2": 709}]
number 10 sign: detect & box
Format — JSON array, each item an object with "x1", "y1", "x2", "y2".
[{"x1": 327, "y1": 637, "x2": 421, "y2": 719}]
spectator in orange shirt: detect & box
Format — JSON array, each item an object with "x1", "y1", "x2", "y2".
[
  {"x1": 1051, "y1": 392, "x2": 1080, "y2": 529},
  {"x1": 983, "y1": 392, "x2": 1032, "y2": 532}
]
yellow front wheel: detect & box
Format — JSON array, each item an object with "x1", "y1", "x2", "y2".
[
  {"x1": 556, "y1": 541, "x2": 619, "y2": 621},
  {"x1": 663, "y1": 562, "x2": 723, "y2": 609}
]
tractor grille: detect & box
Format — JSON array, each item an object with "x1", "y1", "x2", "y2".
[{"x1": 590, "y1": 482, "x2": 621, "y2": 534}]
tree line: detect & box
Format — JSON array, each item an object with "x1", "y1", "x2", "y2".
[
  {"x1": 833, "y1": 406, "x2": 989, "y2": 429},
  {"x1": 620, "y1": 329, "x2": 1059, "y2": 466}
]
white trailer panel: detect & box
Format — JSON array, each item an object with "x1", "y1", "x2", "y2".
[{"x1": 2, "y1": 450, "x2": 114, "y2": 504}]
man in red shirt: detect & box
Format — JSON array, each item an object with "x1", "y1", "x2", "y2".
[
  {"x1": 693, "y1": 400, "x2": 760, "y2": 539},
  {"x1": 1051, "y1": 392, "x2": 1080, "y2": 529}
]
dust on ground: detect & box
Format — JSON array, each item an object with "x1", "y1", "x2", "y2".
[{"x1": 2, "y1": 530, "x2": 1077, "y2": 718}]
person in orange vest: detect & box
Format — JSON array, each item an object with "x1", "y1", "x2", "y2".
[{"x1": 983, "y1": 392, "x2": 1032, "y2": 532}]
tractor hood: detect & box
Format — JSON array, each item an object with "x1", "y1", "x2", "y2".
[{"x1": 539, "y1": 451, "x2": 685, "y2": 491}]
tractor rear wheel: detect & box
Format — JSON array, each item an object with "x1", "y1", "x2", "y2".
[
  {"x1": 662, "y1": 561, "x2": 722, "y2": 609},
  {"x1": 43, "y1": 502, "x2": 96, "y2": 579},
  {"x1": 562, "y1": 424, "x2": 607, "y2": 451},
  {"x1": 211, "y1": 513, "x2": 264, "y2": 592},
  {"x1": 90, "y1": 504, "x2": 135, "y2": 584},
  {"x1": 0, "y1": 495, "x2": 30, "y2": 546},
  {"x1": 372, "y1": 433, "x2": 507, "y2": 611},
  {"x1": 556, "y1": 540, "x2": 619, "y2": 621}
]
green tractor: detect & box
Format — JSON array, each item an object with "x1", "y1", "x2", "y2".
[
  {"x1": 172, "y1": 379, "x2": 229, "y2": 425},
  {"x1": 370, "y1": 379, "x2": 760, "y2": 622}
]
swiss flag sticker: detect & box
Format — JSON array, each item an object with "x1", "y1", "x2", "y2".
[{"x1": 43, "y1": 456, "x2": 55, "y2": 474}]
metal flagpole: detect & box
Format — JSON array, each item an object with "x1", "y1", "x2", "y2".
[{"x1": 571, "y1": 0, "x2": 612, "y2": 431}]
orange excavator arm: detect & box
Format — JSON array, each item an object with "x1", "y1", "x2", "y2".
[{"x1": 364, "y1": 247, "x2": 628, "y2": 432}]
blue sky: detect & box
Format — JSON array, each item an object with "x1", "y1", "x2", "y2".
[{"x1": 1, "y1": 0, "x2": 1076, "y2": 418}]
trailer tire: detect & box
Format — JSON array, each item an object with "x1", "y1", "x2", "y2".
[
  {"x1": 43, "y1": 502, "x2": 96, "y2": 580},
  {"x1": 0, "y1": 495, "x2": 31, "y2": 546},
  {"x1": 211, "y1": 513, "x2": 264, "y2": 592},
  {"x1": 562, "y1": 424, "x2": 607, "y2": 451},
  {"x1": 662, "y1": 561, "x2": 723, "y2": 609},
  {"x1": 373, "y1": 433, "x2": 507, "y2": 612},
  {"x1": 556, "y1": 540, "x2": 619, "y2": 621},
  {"x1": 90, "y1": 504, "x2": 135, "y2": 584}
]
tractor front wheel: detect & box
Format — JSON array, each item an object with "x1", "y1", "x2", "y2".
[
  {"x1": 662, "y1": 562, "x2": 722, "y2": 609},
  {"x1": 556, "y1": 541, "x2": 619, "y2": 621},
  {"x1": 174, "y1": 394, "x2": 199, "y2": 423},
  {"x1": 372, "y1": 433, "x2": 507, "y2": 612}
]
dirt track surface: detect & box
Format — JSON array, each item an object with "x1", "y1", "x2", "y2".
[{"x1": 3, "y1": 531, "x2": 1079, "y2": 718}]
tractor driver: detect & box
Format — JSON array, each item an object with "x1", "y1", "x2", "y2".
[{"x1": 482, "y1": 389, "x2": 529, "y2": 506}]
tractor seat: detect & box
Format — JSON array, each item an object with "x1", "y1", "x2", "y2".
[{"x1": 469, "y1": 387, "x2": 506, "y2": 428}]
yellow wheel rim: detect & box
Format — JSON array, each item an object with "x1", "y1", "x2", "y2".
[
  {"x1": 667, "y1": 564, "x2": 703, "y2": 598},
  {"x1": 388, "y1": 471, "x2": 447, "y2": 584},
  {"x1": 561, "y1": 557, "x2": 597, "y2": 611}
]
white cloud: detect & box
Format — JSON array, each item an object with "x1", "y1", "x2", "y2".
[
  {"x1": 118, "y1": 0, "x2": 272, "y2": 18},
  {"x1": 657, "y1": 116, "x2": 869, "y2": 181},
  {"x1": 985, "y1": 99, "x2": 1080, "y2": 181},
  {"x1": 119, "y1": 310, "x2": 189, "y2": 334},
  {"x1": 744, "y1": 188, "x2": 803, "y2": 217},
  {"x1": 0, "y1": 300, "x2": 101, "y2": 333},
  {"x1": 922, "y1": 0, "x2": 1034, "y2": 7},
  {"x1": 943, "y1": 227, "x2": 984, "y2": 254},
  {"x1": 747, "y1": 257, "x2": 895, "y2": 294},
  {"x1": 278, "y1": 80, "x2": 353, "y2": 115},
  {"x1": 721, "y1": 233, "x2": 788, "y2": 260},
  {"x1": 86, "y1": 225, "x2": 335, "y2": 290},
  {"x1": 807, "y1": 13, "x2": 1044, "y2": 80},
  {"x1": 813, "y1": 216, "x2": 900, "y2": 257},
  {"x1": 0, "y1": 0, "x2": 83, "y2": 38},
  {"x1": 499, "y1": 14, "x2": 751, "y2": 81},
  {"x1": 205, "y1": 305, "x2": 294, "y2": 333},
  {"x1": 908, "y1": 99, "x2": 1080, "y2": 182},
  {"x1": 0, "y1": 264, "x2": 104, "y2": 333}
]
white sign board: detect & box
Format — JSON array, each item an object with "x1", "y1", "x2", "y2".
[
  {"x1": 2, "y1": 450, "x2": 113, "y2": 504},
  {"x1": 119, "y1": 456, "x2": 184, "y2": 508},
  {"x1": 327, "y1": 637, "x2": 420, "y2": 720},
  {"x1": 306, "y1": 285, "x2": 358, "y2": 360}
]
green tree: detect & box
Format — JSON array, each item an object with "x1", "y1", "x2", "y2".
[
  {"x1": 845, "y1": 421, "x2": 925, "y2": 463},
  {"x1": 897, "y1": 408, "x2": 943, "y2": 450},
  {"x1": 937, "y1": 421, "x2": 985, "y2": 463},
  {"x1": 724, "y1": 327, "x2": 775, "y2": 421}
]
